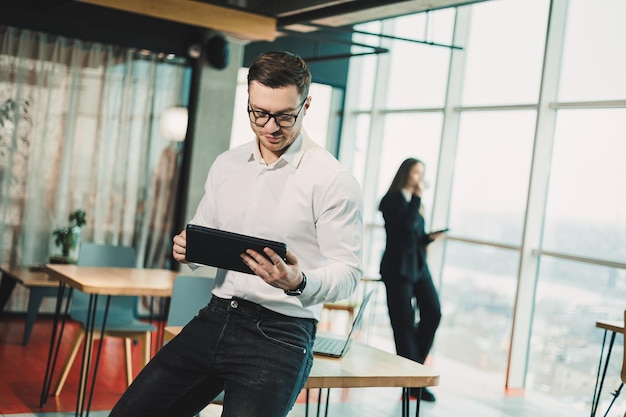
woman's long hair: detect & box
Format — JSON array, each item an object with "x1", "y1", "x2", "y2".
[{"x1": 379, "y1": 158, "x2": 423, "y2": 211}]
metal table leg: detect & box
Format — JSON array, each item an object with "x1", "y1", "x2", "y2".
[{"x1": 590, "y1": 329, "x2": 616, "y2": 417}]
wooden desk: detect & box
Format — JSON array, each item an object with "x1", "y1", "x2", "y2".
[
  {"x1": 41, "y1": 264, "x2": 178, "y2": 417},
  {"x1": 591, "y1": 320, "x2": 624, "y2": 417},
  {"x1": 165, "y1": 326, "x2": 439, "y2": 417},
  {"x1": 0, "y1": 263, "x2": 61, "y2": 344}
]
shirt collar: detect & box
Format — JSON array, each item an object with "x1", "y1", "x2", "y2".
[
  {"x1": 401, "y1": 188, "x2": 412, "y2": 202},
  {"x1": 247, "y1": 132, "x2": 307, "y2": 168}
]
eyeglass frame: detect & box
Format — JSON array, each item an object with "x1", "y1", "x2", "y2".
[{"x1": 247, "y1": 97, "x2": 307, "y2": 128}]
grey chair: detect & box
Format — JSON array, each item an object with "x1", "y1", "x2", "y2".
[{"x1": 54, "y1": 242, "x2": 156, "y2": 396}]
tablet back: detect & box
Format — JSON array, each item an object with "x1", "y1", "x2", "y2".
[{"x1": 185, "y1": 224, "x2": 287, "y2": 275}]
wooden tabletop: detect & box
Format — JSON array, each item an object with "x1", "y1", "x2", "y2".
[
  {"x1": 306, "y1": 342, "x2": 439, "y2": 389},
  {"x1": 596, "y1": 320, "x2": 624, "y2": 334},
  {"x1": 44, "y1": 264, "x2": 178, "y2": 297},
  {"x1": 0, "y1": 263, "x2": 58, "y2": 287},
  {"x1": 164, "y1": 326, "x2": 439, "y2": 390}
]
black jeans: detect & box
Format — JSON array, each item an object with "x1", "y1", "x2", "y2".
[
  {"x1": 383, "y1": 271, "x2": 441, "y2": 364},
  {"x1": 109, "y1": 296, "x2": 317, "y2": 417}
]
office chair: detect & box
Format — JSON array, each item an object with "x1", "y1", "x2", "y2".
[{"x1": 53, "y1": 242, "x2": 156, "y2": 396}]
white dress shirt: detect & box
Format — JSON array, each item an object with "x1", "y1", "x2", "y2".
[{"x1": 189, "y1": 131, "x2": 363, "y2": 319}]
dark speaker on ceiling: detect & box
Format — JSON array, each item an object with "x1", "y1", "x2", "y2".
[{"x1": 206, "y1": 34, "x2": 229, "y2": 70}]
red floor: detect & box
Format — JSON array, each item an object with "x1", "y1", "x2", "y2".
[{"x1": 0, "y1": 315, "x2": 148, "y2": 415}]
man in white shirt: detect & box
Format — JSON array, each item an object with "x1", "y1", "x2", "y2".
[{"x1": 109, "y1": 51, "x2": 363, "y2": 417}]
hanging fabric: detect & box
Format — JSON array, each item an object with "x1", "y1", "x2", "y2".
[{"x1": 0, "y1": 25, "x2": 190, "y2": 310}]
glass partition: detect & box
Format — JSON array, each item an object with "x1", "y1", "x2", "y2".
[
  {"x1": 448, "y1": 110, "x2": 535, "y2": 246},
  {"x1": 461, "y1": 0, "x2": 548, "y2": 106},
  {"x1": 558, "y1": 0, "x2": 626, "y2": 102},
  {"x1": 543, "y1": 109, "x2": 626, "y2": 263},
  {"x1": 438, "y1": 240, "x2": 519, "y2": 374},
  {"x1": 528, "y1": 257, "x2": 625, "y2": 411}
]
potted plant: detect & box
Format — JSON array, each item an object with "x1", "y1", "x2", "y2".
[{"x1": 51, "y1": 209, "x2": 86, "y2": 263}]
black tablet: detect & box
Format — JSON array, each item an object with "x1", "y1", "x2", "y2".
[{"x1": 185, "y1": 224, "x2": 287, "y2": 275}]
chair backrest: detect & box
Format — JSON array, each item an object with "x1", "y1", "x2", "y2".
[
  {"x1": 70, "y1": 242, "x2": 138, "y2": 323},
  {"x1": 622, "y1": 310, "x2": 626, "y2": 384},
  {"x1": 77, "y1": 242, "x2": 136, "y2": 268},
  {"x1": 167, "y1": 275, "x2": 215, "y2": 326}
]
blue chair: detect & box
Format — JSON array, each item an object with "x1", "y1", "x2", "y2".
[
  {"x1": 166, "y1": 274, "x2": 222, "y2": 414},
  {"x1": 53, "y1": 243, "x2": 156, "y2": 396},
  {"x1": 167, "y1": 275, "x2": 215, "y2": 327}
]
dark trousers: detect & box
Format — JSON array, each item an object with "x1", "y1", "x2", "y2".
[
  {"x1": 109, "y1": 296, "x2": 317, "y2": 417},
  {"x1": 383, "y1": 271, "x2": 441, "y2": 364}
]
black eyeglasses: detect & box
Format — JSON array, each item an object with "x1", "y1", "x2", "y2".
[{"x1": 247, "y1": 98, "x2": 307, "y2": 128}]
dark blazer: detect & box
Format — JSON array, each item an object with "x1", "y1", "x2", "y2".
[{"x1": 379, "y1": 190, "x2": 433, "y2": 283}]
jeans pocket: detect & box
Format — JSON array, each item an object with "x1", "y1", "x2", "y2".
[{"x1": 255, "y1": 319, "x2": 311, "y2": 354}]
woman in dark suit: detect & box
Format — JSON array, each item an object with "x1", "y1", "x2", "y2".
[{"x1": 379, "y1": 158, "x2": 444, "y2": 402}]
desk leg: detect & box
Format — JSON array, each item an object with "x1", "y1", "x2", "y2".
[
  {"x1": 304, "y1": 388, "x2": 329, "y2": 417},
  {"x1": 402, "y1": 387, "x2": 409, "y2": 417},
  {"x1": 40, "y1": 284, "x2": 73, "y2": 407},
  {"x1": 315, "y1": 388, "x2": 330, "y2": 417},
  {"x1": 324, "y1": 388, "x2": 330, "y2": 417},
  {"x1": 305, "y1": 389, "x2": 310, "y2": 417},
  {"x1": 400, "y1": 387, "x2": 422, "y2": 417},
  {"x1": 414, "y1": 390, "x2": 421, "y2": 417},
  {"x1": 590, "y1": 330, "x2": 616, "y2": 417},
  {"x1": 85, "y1": 295, "x2": 111, "y2": 416},
  {"x1": 75, "y1": 294, "x2": 111, "y2": 417}
]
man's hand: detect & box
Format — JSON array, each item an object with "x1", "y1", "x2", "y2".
[
  {"x1": 241, "y1": 248, "x2": 303, "y2": 291},
  {"x1": 172, "y1": 229, "x2": 189, "y2": 263}
]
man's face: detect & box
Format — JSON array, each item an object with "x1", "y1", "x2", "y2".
[{"x1": 247, "y1": 80, "x2": 309, "y2": 162}]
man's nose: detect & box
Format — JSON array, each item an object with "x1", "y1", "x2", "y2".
[{"x1": 263, "y1": 116, "x2": 280, "y2": 131}]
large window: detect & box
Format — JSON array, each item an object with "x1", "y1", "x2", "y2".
[
  {"x1": 528, "y1": 258, "x2": 625, "y2": 410},
  {"x1": 461, "y1": 0, "x2": 548, "y2": 106},
  {"x1": 385, "y1": 11, "x2": 454, "y2": 109},
  {"x1": 439, "y1": 241, "x2": 518, "y2": 373},
  {"x1": 341, "y1": 0, "x2": 626, "y2": 413},
  {"x1": 558, "y1": 0, "x2": 626, "y2": 102},
  {"x1": 448, "y1": 110, "x2": 535, "y2": 246},
  {"x1": 542, "y1": 109, "x2": 626, "y2": 263}
]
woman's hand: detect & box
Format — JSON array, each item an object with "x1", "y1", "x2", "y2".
[{"x1": 413, "y1": 181, "x2": 426, "y2": 196}]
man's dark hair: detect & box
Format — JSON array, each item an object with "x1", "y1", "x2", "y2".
[{"x1": 248, "y1": 51, "x2": 311, "y2": 99}]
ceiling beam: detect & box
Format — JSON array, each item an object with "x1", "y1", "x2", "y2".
[
  {"x1": 74, "y1": 0, "x2": 277, "y2": 41},
  {"x1": 278, "y1": 0, "x2": 486, "y2": 27}
]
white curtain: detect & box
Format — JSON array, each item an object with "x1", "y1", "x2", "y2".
[{"x1": 0, "y1": 26, "x2": 189, "y2": 309}]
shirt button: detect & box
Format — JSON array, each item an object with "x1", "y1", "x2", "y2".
[{"x1": 230, "y1": 300, "x2": 238, "y2": 309}]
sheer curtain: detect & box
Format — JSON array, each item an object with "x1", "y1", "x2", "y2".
[{"x1": 0, "y1": 26, "x2": 189, "y2": 308}]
